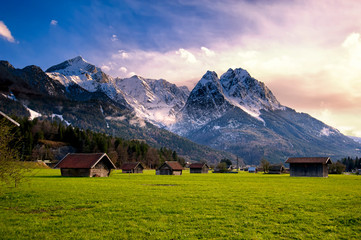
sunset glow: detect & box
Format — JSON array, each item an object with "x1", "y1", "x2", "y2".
[{"x1": 1, "y1": 0, "x2": 361, "y2": 136}]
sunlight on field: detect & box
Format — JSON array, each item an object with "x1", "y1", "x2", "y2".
[{"x1": 1, "y1": 169, "x2": 361, "y2": 239}]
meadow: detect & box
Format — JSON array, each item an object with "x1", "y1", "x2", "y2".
[{"x1": 0, "y1": 170, "x2": 360, "y2": 239}]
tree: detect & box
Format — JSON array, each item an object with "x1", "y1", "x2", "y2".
[
  {"x1": 0, "y1": 119, "x2": 29, "y2": 187},
  {"x1": 216, "y1": 162, "x2": 228, "y2": 173},
  {"x1": 260, "y1": 159, "x2": 270, "y2": 173},
  {"x1": 220, "y1": 158, "x2": 232, "y2": 168},
  {"x1": 328, "y1": 161, "x2": 346, "y2": 174}
]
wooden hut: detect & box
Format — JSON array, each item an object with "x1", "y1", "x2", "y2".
[
  {"x1": 157, "y1": 161, "x2": 183, "y2": 175},
  {"x1": 248, "y1": 167, "x2": 257, "y2": 173},
  {"x1": 285, "y1": 157, "x2": 332, "y2": 177},
  {"x1": 120, "y1": 162, "x2": 144, "y2": 173},
  {"x1": 54, "y1": 153, "x2": 116, "y2": 177},
  {"x1": 268, "y1": 164, "x2": 285, "y2": 174},
  {"x1": 189, "y1": 163, "x2": 209, "y2": 173}
]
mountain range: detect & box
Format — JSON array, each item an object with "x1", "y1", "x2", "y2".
[{"x1": 1, "y1": 56, "x2": 360, "y2": 164}]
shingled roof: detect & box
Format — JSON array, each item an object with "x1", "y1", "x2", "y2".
[
  {"x1": 121, "y1": 162, "x2": 144, "y2": 170},
  {"x1": 163, "y1": 161, "x2": 183, "y2": 170},
  {"x1": 55, "y1": 153, "x2": 116, "y2": 169},
  {"x1": 189, "y1": 163, "x2": 208, "y2": 169},
  {"x1": 285, "y1": 157, "x2": 332, "y2": 164}
]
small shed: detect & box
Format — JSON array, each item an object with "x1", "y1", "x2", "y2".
[
  {"x1": 120, "y1": 162, "x2": 144, "y2": 173},
  {"x1": 189, "y1": 163, "x2": 209, "y2": 173},
  {"x1": 248, "y1": 167, "x2": 257, "y2": 173},
  {"x1": 54, "y1": 153, "x2": 116, "y2": 177},
  {"x1": 268, "y1": 164, "x2": 285, "y2": 174},
  {"x1": 285, "y1": 157, "x2": 332, "y2": 177},
  {"x1": 157, "y1": 161, "x2": 183, "y2": 175}
]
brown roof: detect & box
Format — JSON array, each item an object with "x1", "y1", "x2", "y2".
[
  {"x1": 269, "y1": 164, "x2": 285, "y2": 171},
  {"x1": 189, "y1": 163, "x2": 208, "y2": 169},
  {"x1": 55, "y1": 153, "x2": 116, "y2": 169},
  {"x1": 121, "y1": 162, "x2": 144, "y2": 170},
  {"x1": 285, "y1": 157, "x2": 332, "y2": 164},
  {"x1": 164, "y1": 161, "x2": 183, "y2": 170}
]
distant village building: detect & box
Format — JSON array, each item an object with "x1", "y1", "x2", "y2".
[
  {"x1": 285, "y1": 157, "x2": 332, "y2": 177},
  {"x1": 157, "y1": 161, "x2": 183, "y2": 175},
  {"x1": 54, "y1": 153, "x2": 116, "y2": 177},
  {"x1": 189, "y1": 163, "x2": 209, "y2": 173},
  {"x1": 120, "y1": 162, "x2": 144, "y2": 173},
  {"x1": 268, "y1": 164, "x2": 285, "y2": 174},
  {"x1": 248, "y1": 167, "x2": 257, "y2": 173}
]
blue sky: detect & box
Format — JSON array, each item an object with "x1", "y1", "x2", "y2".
[{"x1": 1, "y1": 0, "x2": 361, "y2": 137}]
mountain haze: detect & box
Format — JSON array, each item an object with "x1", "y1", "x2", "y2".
[{"x1": 1, "y1": 56, "x2": 360, "y2": 164}]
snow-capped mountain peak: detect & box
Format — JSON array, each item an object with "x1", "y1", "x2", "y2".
[{"x1": 220, "y1": 68, "x2": 284, "y2": 113}]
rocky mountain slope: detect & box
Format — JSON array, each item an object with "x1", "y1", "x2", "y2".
[
  {"x1": 2, "y1": 56, "x2": 360, "y2": 164},
  {"x1": 171, "y1": 68, "x2": 361, "y2": 163},
  {"x1": 45, "y1": 56, "x2": 190, "y2": 127},
  {"x1": 0, "y1": 60, "x2": 236, "y2": 164}
]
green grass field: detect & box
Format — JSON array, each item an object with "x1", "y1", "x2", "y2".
[{"x1": 0, "y1": 170, "x2": 361, "y2": 239}]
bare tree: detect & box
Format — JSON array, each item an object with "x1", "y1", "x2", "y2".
[
  {"x1": 0, "y1": 119, "x2": 29, "y2": 187},
  {"x1": 260, "y1": 159, "x2": 270, "y2": 173}
]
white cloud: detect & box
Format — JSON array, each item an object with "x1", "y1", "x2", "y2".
[
  {"x1": 111, "y1": 34, "x2": 118, "y2": 42},
  {"x1": 113, "y1": 50, "x2": 129, "y2": 59},
  {"x1": 176, "y1": 48, "x2": 197, "y2": 63},
  {"x1": 118, "y1": 67, "x2": 127, "y2": 73},
  {"x1": 101, "y1": 65, "x2": 111, "y2": 72},
  {"x1": 50, "y1": 20, "x2": 58, "y2": 26},
  {"x1": 0, "y1": 21, "x2": 15, "y2": 43},
  {"x1": 201, "y1": 46, "x2": 215, "y2": 57}
]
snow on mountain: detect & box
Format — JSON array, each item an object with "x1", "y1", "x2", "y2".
[
  {"x1": 116, "y1": 75, "x2": 189, "y2": 127},
  {"x1": 46, "y1": 56, "x2": 130, "y2": 107},
  {"x1": 349, "y1": 136, "x2": 361, "y2": 144},
  {"x1": 220, "y1": 68, "x2": 284, "y2": 124},
  {"x1": 46, "y1": 57, "x2": 190, "y2": 127},
  {"x1": 171, "y1": 68, "x2": 284, "y2": 134}
]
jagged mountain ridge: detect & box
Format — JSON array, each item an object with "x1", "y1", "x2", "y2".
[
  {"x1": 115, "y1": 75, "x2": 189, "y2": 127},
  {"x1": 172, "y1": 68, "x2": 361, "y2": 163},
  {"x1": 44, "y1": 57, "x2": 361, "y2": 163},
  {"x1": 46, "y1": 56, "x2": 190, "y2": 127},
  {"x1": 0, "y1": 60, "x2": 237, "y2": 164}
]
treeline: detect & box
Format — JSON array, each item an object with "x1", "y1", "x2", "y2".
[
  {"x1": 339, "y1": 157, "x2": 361, "y2": 172},
  {"x1": 11, "y1": 117, "x2": 185, "y2": 168}
]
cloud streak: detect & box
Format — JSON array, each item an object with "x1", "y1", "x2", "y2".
[{"x1": 0, "y1": 21, "x2": 15, "y2": 42}]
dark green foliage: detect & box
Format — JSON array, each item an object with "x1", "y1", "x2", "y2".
[
  {"x1": 220, "y1": 158, "x2": 232, "y2": 168},
  {"x1": 340, "y1": 157, "x2": 361, "y2": 172},
  {"x1": 328, "y1": 161, "x2": 346, "y2": 174},
  {"x1": 216, "y1": 162, "x2": 228, "y2": 173},
  {"x1": 9, "y1": 117, "x2": 184, "y2": 169},
  {"x1": 0, "y1": 119, "x2": 29, "y2": 187}
]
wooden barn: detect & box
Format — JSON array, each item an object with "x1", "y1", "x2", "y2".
[
  {"x1": 54, "y1": 153, "x2": 116, "y2": 177},
  {"x1": 285, "y1": 157, "x2": 332, "y2": 177},
  {"x1": 268, "y1": 164, "x2": 285, "y2": 174},
  {"x1": 189, "y1": 163, "x2": 209, "y2": 173},
  {"x1": 157, "y1": 161, "x2": 183, "y2": 175},
  {"x1": 120, "y1": 162, "x2": 144, "y2": 173}
]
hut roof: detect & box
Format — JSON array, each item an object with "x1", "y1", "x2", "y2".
[
  {"x1": 285, "y1": 157, "x2": 332, "y2": 164},
  {"x1": 269, "y1": 164, "x2": 284, "y2": 171},
  {"x1": 189, "y1": 163, "x2": 208, "y2": 169},
  {"x1": 55, "y1": 153, "x2": 116, "y2": 169},
  {"x1": 121, "y1": 162, "x2": 144, "y2": 170},
  {"x1": 162, "y1": 161, "x2": 183, "y2": 170}
]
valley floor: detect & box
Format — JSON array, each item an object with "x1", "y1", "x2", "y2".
[{"x1": 0, "y1": 170, "x2": 360, "y2": 239}]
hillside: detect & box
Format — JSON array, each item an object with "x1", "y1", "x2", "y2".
[{"x1": 0, "y1": 60, "x2": 237, "y2": 164}]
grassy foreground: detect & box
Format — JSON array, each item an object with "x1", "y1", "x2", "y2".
[{"x1": 0, "y1": 170, "x2": 361, "y2": 239}]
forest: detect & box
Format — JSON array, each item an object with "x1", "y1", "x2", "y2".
[{"x1": 8, "y1": 117, "x2": 185, "y2": 169}]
